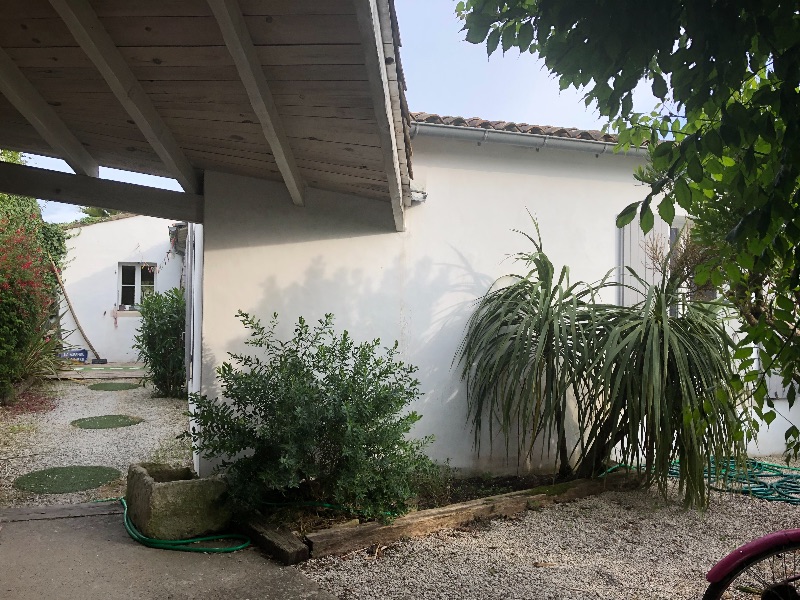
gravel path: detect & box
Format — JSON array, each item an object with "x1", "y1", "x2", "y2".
[
  {"x1": 300, "y1": 484, "x2": 800, "y2": 600},
  {"x1": 0, "y1": 380, "x2": 190, "y2": 507}
]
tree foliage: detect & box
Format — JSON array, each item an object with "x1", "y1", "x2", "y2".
[
  {"x1": 0, "y1": 150, "x2": 68, "y2": 402},
  {"x1": 0, "y1": 150, "x2": 67, "y2": 281},
  {"x1": 80, "y1": 206, "x2": 120, "y2": 219},
  {"x1": 457, "y1": 1, "x2": 800, "y2": 454},
  {"x1": 0, "y1": 217, "x2": 55, "y2": 401}
]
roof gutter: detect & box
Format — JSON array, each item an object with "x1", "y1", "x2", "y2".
[{"x1": 409, "y1": 122, "x2": 648, "y2": 158}]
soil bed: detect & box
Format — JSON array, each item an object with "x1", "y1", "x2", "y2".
[
  {"x1": 420, "y1": 471, "x2": 574, "y2": 509},
  {"x1": 1, "y1": 389, "x2": 56, "y2": 416},
  {"x1": 254, "y1": 470, "x2": 573, "y2": 536}
]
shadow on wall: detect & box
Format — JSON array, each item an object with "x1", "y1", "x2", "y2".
[
  {"x1": 204, "y1": 187, "x2": 398, "y2": 252},
  {"x1": 208, "y1": 245, "x2": 575, "y2": 475}
]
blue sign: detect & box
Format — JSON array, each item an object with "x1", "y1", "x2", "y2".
[{"x1": 60, "y1": 349, "x2": 88, "y2": 363}]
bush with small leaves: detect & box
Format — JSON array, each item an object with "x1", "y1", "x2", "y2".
[
  {"x1": 185, "y1": 312, "x2": 433, "y2": 521},
  {"x1": 133, "y1": 288, "x2": 186, "y2": 398}
]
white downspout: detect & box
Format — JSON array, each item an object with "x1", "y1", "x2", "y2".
[{"x1": 187, "y1": 223, "x2": 204, "y2": 474}]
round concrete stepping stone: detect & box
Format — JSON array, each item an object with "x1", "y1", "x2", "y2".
[
  {"x1": 13, "y1": 466, "x2": 122, "y2": 494},
  {"x1": 71, "y1": 415, "x2": 144, "y2": 429}
]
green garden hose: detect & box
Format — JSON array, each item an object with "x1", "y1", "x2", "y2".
[
  {"x1": 95, "y1": 497, "x2": 250, "y2": 553},
  {"x1": 606, "y1": 459, "x2": 800, "y2": 505}
]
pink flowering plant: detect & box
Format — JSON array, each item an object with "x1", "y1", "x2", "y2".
[{"x1": 0, "y1": 215, "x2": 54, "y2": 402}]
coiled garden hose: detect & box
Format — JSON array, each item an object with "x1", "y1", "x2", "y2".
[
  {"x1": 605, "y1": 459, "x2": 800, "y2": 505},
  {"x1": 94, "y1": 497, "x2": 250, "y2": 553}
]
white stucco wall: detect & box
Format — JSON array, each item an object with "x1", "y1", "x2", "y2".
[
  {"x1": 60, "y1": 215, "x2": 184, "y2": 363},
  {"x1": 200, "y1": 137, "x2": 649, "y2": 475},
  {"x1": 748, "y1": 370, "x2": 800, "y2": 456}
]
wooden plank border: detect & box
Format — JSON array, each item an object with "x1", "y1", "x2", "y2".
[
  {"x1": 303, "y1": 475, "x2": 635, "y2": 559},
  {"x1": 0, "y1": 501, "x2": 123, "y2": 523}
]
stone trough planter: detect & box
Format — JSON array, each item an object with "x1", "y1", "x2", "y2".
[
  {"x1": 246, "y1": 473, "x2": 636, "y2": 565},
  {"x1": 126, "y1": 463, "x2": 231, "y2": 540}
]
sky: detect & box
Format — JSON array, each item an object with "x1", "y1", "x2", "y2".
[{"x1": 33, "y1": 0, "x2": 658, "y2": 223}]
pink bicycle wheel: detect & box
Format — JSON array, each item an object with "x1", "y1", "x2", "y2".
[{"x1": 704, "y1": 543, "x2": 800, "y2": 600}]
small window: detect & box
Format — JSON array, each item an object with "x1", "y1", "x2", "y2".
[{"x1": 118, "y1": 263, "x2": 156, "y2": 311}]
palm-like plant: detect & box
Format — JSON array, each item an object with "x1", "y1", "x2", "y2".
[
  {"x1": 458, "y1": 225, "x2": 608, "y2": 476},
  {"x1": 458, "y1": 226, "x2": 748, "y2": 506},
  {"x1": 582, "y1": 270, "x2": 747, "y2": 505}
]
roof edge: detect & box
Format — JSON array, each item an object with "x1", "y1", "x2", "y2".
[
  {"x1": 61, "y1": 211, "x2": 139, "y2": 230},
  {"x1": 410, "y1": 121, "x2": 648, "y2": 158}
]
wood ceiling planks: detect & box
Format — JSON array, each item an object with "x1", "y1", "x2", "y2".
[
  {"x1": 0, "y1": 0, "x2": 407, "y2": 209},
  {"x1": 0, "y1": 0, "x2": 357, "y2": 18}
]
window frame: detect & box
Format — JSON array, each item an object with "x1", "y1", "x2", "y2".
[{"x1": 117, "y1": 262, "x2": 156, "y2": 311}]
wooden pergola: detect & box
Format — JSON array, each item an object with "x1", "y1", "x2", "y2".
[{"x1": 0, "y1": 0, "x2": 412, "y2": 231}]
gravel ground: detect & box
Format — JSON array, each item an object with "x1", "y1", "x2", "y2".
[
  {"x1": 0, "y1": 379, "x2": 190, "y2": 507},
  {"x1": 300, "y1": 480, "x2": 800, "y2": 600}
]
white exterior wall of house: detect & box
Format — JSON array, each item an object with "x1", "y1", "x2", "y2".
[
  {"x1": 60, "y1": 215, "x2": 184, "y2": 363},
  {"x1": 199, "y1": 136, "x2": 649, "y2": 476},
  {"x1": 748, "y1": 371, "x2": 800, "y2": 456}
]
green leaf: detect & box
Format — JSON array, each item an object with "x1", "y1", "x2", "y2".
[
  {"x1": 640, "y1": 204, "x2": 654, "y2": 233},
  {"x1": 704, "y1": 128, "x2": 724, "y2": 157},
  {"x1": 486, "y1": 27, "x2": 501, "y2": 56},
  {"x1": 616, "y1": 202, "x2": 640, "y2": 228},
  {"x1": 652, "y1": 74, "x2": 667, "y2": 99},
  {"x1": 465, "y1": 17, "x2": 492, "y2": 45},
  {"x1": 723, "y1": 262, "x2": 740, "y2": 284},
  {"x1": 657, "y1": 197, "x2": 675, "y2": 225},
  {"x1": 674, "y1": 178, "x2": 692, "y2": 209},
  {"x1": 501, "y1": 25, "x2": 515, "y2": 53},
  {"x1": 687, "y1": 155, "x2": 704, "y2": 182},
  {"x1": 517, "y1": 22, "x2": 534, "y2": 52},
  {"x1": 776, "y1": 294, "x2": 795, "y2": 312}
]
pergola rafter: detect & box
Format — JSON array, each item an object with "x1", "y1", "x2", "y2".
[
  {"x1": 0, "y1": 0, "x2": 412, "y2": 227},
  {"x1": 48, "y1": 0, "x2": 201, "y2": 194},
  {"x1": 208, "y1": 0, "x2": 306, "y2": 207},
  {"x1": 0, "y1": 46, "x2": 98, "y2": 177}
]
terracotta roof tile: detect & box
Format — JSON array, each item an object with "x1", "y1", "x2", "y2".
[{"x1": 410, "y1": 112, "x2": 618, "y2": 143}]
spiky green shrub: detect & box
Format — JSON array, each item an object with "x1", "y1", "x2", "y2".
[
  {"x1": 133, "y1": 288, "x2": 186, "y2": 398},
  {"x1": 18, "y1": 313, "x2": 69, "y2": 382},
  {"x1": 458, "y1": 225, "x2": 606, "y2": 477},
  {"x1": 185, "y1": 312, "x2": 433, "y2": 520},
  {"x1": 459, "y1": 227, "x2": 748, "y2": 506},
  {"x1": 582, "y1": 270, "x2": 747, "y2": 505}
]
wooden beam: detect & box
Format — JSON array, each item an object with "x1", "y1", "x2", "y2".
[
  {"x1": 353, "y1": 0, "x2": 405, "y2": 232},
  {"x1": 207, "y1": 0, "x2": 306, "y2": 206},
  {"x1": 0, "y1": 47, "x2": 98, "y2": 177},
  {"x1": 48, "y1": 0, "x2": 201, "y2": 194},
  {"x1": 0, "y1": 161, "x2": 203, "y2": 223}
]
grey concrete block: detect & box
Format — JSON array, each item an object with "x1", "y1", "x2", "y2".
[{"x1": 126, "y1": 463, "x2": 232, "y2": 540}]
